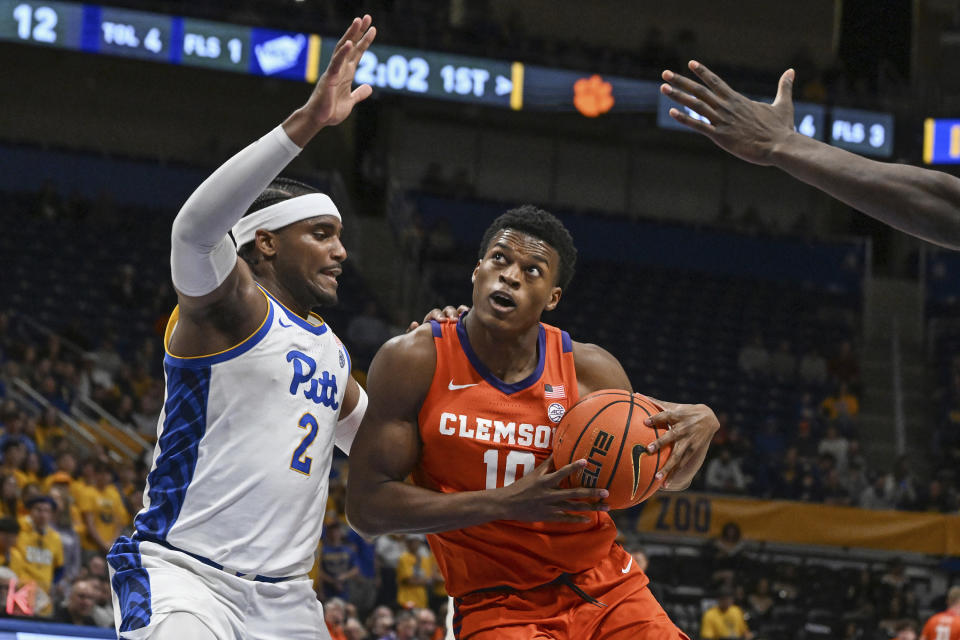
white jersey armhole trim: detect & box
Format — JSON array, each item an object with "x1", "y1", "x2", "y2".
[{"x1": 163, "y1": 286, "x2": 272, "y2": 361}]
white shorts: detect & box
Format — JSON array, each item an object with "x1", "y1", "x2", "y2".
[{"x1": 108, "y1": 537, "x2": 330, "y2": 640}]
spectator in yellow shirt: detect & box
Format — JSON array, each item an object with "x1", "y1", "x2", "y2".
[
  {"x1": 396, "y1": 536, "x2": 430, "y2": 610},
  {"x1": 46, "y1": 473, "x2": 86, "y2": 538},
  {"x1": 34, "y1": 409, "x2": 66, "y2": 452},
  {"x1": 0, "y1": 442, "x2": 29, "y2": 489},
  {"x1": 20, "y1": 452, "x2": 42, "y2": 488},
  {"x1": 0, "y1": 474, "x2": 19, "y2": 519},
  {"x1": 9, "y1": 495, "x2": 63, "y2": 597},
  {"x1": 821, "y1": 383, "x2": 859, "y2": 421},
  {"x1": 79, "y1": 461, "x2": 129, "y2": 553},
  {"x1": 42, "y1": 452, "x2": 77, "y2": 494},
  {"x1": 701, "y1": 588, "x2": 753, "y2": 639},
  {"x1": 0, "y1": 516, "x2": 20, "y2": 567}
]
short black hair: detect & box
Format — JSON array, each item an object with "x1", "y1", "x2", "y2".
[
  {"x1": 236, "y1": 177, "x2": 319, "y2": 261},
  {"x1": 478, "y1": 205, "x2": 577, "y2": 289}
]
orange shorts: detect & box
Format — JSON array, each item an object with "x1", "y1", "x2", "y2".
[{"x1": 451, "y1": 544, "x2": 689, "y2": 640}]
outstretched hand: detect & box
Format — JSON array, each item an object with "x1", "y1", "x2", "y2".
[
  {"x1": 644, "y1": 399, "x2": 719, "y2": 491},
  {"x1": 496, "y1": 456, "x2": 610, "y2": 524},
  {"x1": 660, "y1": 61, "x2": 796, "y2": 166},
  {"x1": 303, "y1": 15, "x2": 377, "y2": 129}
]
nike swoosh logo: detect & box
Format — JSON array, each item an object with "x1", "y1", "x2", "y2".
[
  {"x1": 622, "y1": 556, "x2": 633, "y2": 574},
  {"x1": 631, "y1": 444, "x2": 646, "y2": 499},
  {"x1": 448, "y1": 379, "x2": 479, "y2": 391},
  {"x1": 278, "y1": 316, "x2": 293, "y2": 328}
]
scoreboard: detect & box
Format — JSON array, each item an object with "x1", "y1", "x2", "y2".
[
  {"x1": 0, "y1": 0, "x2": 82, "y2": 48},
  {"x1": 923, "y1": 119, "x2": 960, "y2": 165},
  {"x1": 0, "y1": 0, "x2": 314, "y2": 79},
  {"x1": 320, "y1": 40, "x2": 521, "y2": 109},
  {"x1": 0, "y1": 0, "x2": 900, "y2": 159},
  {"x1": 828, "y1": 107, "x2": 894, "y2": 159}
]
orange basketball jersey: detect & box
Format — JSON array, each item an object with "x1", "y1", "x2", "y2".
[
  {"x1": 415, "y1": 317, "x2": 618, "y2": 597},
  {"x1": 923, "y1": 611, "x2": 960, "y2": 640}
]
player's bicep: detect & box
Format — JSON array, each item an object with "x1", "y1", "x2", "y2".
[
  {"x1": 354, "y1": 410, "x2": 422, "y2": 483},
  {"x1": 572, "y1": 341, "x2": 632, "y2": 395},
  {"x1": 349, "y1": 330, "x2": 434, "y2": 484}
]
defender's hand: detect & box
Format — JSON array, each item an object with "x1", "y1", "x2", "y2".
[
  {"x1": 645, "y1": 402, "x2": 719, "y2": 491},
  {"x1": 660, "y1": 61, "x2": 796, "y2": 166},
  {"x1": 303, "y1": 15, "x2": 377, "y2": 129},
  {"x1": 406, "y1": 305, "x2": 469, "y2": 332},
  {"x1": 495, "y1": 456, "x2": 610, "y2": 524}
]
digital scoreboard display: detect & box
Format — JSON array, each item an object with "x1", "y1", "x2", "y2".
[
  {"x1": 319, "y1": 40, "x2": 519, "y2": 109},
  {"x1": 0, "y1": 0, "x2": 83, "y2": 49},
  {"x1": 249, "y1": 27, "x2": 314, "y2": 80},
  {"x1": 523, "y1": 65, "x2": 659, "y2": 115},
  {"x1": 94, "y1": 5, "x2": 171, "y2": 60},
  {"x1": 829, "y1": 106, "x2": 894, "y2": 158},
  {"x1": 179, "y1": 17, "x2": 250, "y2": 72},
  {"x1": 0, "y1": 0, "x2": 900, "y2": 159},
  {"x1": 923, "y1": 119, "x2": 960, "y2": 165},
  {"x1": 0, "y1": 0, "x2": 319, "y2": 80}
]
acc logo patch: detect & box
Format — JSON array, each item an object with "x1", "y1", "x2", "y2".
[
  {"x1": 547, "y1": 402, "x2": 566, "y2": 423},
  {"x1": 339, "y1": 350, "x2": 346, "y2": 369}
]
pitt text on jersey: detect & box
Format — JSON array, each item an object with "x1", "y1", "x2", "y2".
[
  {"x1": 287, "y1": 350, "x2": 340, "y2": 410},
  {"x1": 438, "y1": 412, "x2": 556, "y2": 450}
]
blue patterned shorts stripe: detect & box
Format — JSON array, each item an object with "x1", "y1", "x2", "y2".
[
  {"x1": 135, "y1": 364, "x2": 211, "y2": 539},
  {"x1": 108, "y1": 536, "x2": 152, "y2": 633}
]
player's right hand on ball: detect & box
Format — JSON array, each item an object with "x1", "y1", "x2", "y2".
[{"x1": 496, "y1": 456, "x2": 610, "y2": 524}]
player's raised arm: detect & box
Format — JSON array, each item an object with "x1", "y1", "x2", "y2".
[
  {"x1": 661, "y1": 60, "x2": 960, "y2": 251},
  {"x1": 573, "y1": 340, "x2": 719, "y2": 492},
  {"x1": 345, "y1": 326, "x2": 610, "y2": 538},
  {"x1": 168, "y1": 16, "x2": 376, "y2": 325}
]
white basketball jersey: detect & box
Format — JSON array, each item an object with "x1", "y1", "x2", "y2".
[{"x1": 133, "y1": 286, "x2": 349, "y2": 577}]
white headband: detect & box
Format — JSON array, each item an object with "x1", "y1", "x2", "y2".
[{"x1": 231, "y1": 193, "x2": 341, "y2": 247}]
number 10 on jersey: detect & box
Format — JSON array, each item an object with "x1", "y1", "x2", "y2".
[{"x1": 483, "y1": 450, "x2": 536, "y2": 489}]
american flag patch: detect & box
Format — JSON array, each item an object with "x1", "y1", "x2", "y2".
[{"x1": 544, "y1": 384, "x2": 565, "y2": 399}]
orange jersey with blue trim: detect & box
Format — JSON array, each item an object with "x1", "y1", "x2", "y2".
[
  {"x1": 923, "y1": 611, "x2": 960, "y2": 640},
  {"x1": 414, "y1": 317, "x2": 618, "y2": 597}
]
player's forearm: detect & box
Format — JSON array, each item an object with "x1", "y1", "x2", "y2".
[
  {"x1": 771, "y1": 132, "x2": 960, "y2": 250},
  {"x1": 169, "y1": 125, "x2": 302, "y2": 296},
  {"x1": 346, "y1": 479, "x2": 505, "y2": 538},
  {"x1": 171, "y1": 126, "x2": 301, "y2": 249},
  {"x1": 281, "y1": 107, "x2": 329, "y2": 148}
]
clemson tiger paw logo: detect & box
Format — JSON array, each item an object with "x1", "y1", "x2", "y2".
[{"x1": 573, "y1": 75, "x2": 614, "y2": 118}]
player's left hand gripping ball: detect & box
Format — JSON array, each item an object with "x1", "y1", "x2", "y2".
[{"x1": 645, "y1": 400, "x2": 720, "y2": 491}]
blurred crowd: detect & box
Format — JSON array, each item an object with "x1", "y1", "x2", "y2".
[
  {"x1": 692, "y1": 335, "x2": 958, "y2": 515},
  {"x1": 657, "y1": 521, "x2": 933, "y2": 639}
]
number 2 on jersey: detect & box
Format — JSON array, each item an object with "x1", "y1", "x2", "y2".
[
  {"x1": 483, "y1": 449, "x2": 536, "y2": 489},
  {"x1": 290, "y1": 413, "x2": 319, "y2": 475}
]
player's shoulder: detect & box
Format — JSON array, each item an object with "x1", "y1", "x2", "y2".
[
  {"x1": 571, "y1": 339, "x2": 621, "y2": 374},
  {"x1": 377, "y1": 322, "x2": 437, "y2": 361},
  {"x1": 368, "y1": 323, "x2": 438, "y2": 390},
  {"x1": 570, "y1": 339, "x2": 631, "y2": 394}
]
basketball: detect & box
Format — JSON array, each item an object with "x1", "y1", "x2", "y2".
[{"x1": 554, "y1": 390, "x2": 672, "y2": 510}]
